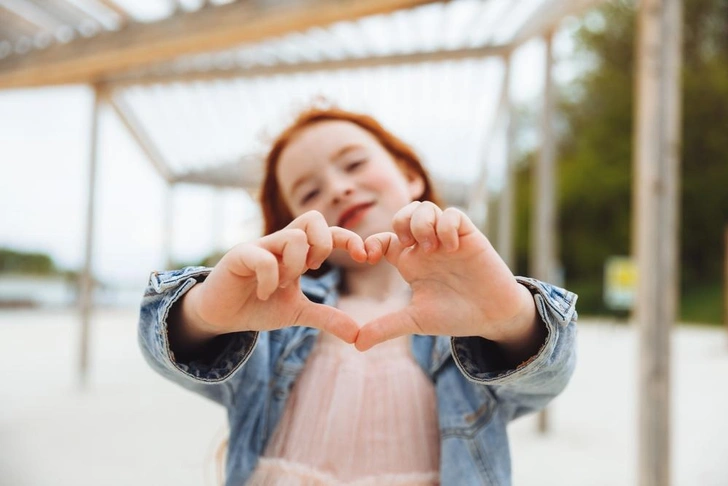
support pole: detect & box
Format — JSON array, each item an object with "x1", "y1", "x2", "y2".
[
  {"x1": 497, "y1": 55, "x2": 515, "y2": 269},
  {"x1": 213, "y1": 189, "x2": 226, "y2": 254},
  {"x1": 633, "y1": 0, "x2": 682, "y2": 484},
  {"x1": 163, "y1": 182, "x2": 175, "y2": 270},
  {"x1": 532, "y1": 31, "x2": 558, "y2": 434},
  {"x1": 469, "y1": 55, "x2": 510, "y2": 235},
  {"x1": 78, "y1": 84, "x2": 104, "y2": 387}
]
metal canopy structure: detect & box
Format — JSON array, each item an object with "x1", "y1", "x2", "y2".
[
  {"x1": 1, "y1": 0, "x2": 605, "y2": 198},
  {"x1": 1, "y1": 1, "x2": 682, "y2": 485}
]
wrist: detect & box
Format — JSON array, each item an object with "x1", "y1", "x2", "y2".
[
  {"x1": 479, "y1": 284, "x2": 546, "y2": 367},
  {"x1": 172, "y1": 284, "x2": 221, "y2": 349}
]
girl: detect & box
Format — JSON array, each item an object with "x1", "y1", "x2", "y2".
[{"x1": 138, "y1": 107, "x2": 578, "y2": 486}]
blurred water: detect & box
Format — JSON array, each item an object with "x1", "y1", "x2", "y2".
[{"x1": 0, "y1": 275, "x2": 143, "y2": 308}]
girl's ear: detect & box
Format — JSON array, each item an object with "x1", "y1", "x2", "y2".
[{"x1": 404, "y1": 167, "x2": 426, "y2": 201}]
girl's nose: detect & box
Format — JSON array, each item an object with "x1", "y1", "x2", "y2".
[{"x1": 328, "y1": 176, "x2": 355, "y2": 205}]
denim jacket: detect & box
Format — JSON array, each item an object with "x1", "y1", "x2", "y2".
[{"x1": 138, "y1": 266, "x2": 577, "y2": 486}]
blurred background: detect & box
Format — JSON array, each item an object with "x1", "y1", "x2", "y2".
[{"x1": 1, "y1": 0, "x2": 726, "y2": 484}]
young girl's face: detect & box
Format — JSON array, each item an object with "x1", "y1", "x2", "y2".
[{"x1": 277, "y1": 120, "x2": 425, "y2": 246}]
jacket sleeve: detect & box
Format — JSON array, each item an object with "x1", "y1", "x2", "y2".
[
  {"x1": 450, "y1": 277, "x2": 578, "y2": 420},
  {"x1": 137, "y1": 266, "x2": 265, "y2": 408}
]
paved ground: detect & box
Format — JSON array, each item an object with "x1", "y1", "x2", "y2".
[{"x1": 0, "y1": 308, "x2": 726, "y2": 485}]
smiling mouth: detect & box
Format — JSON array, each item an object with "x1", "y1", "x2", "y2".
[{"x1": 338, "y1": 202, "x2": 375, "y2": 229}]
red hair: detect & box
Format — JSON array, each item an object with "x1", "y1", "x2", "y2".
[{"x1": 259, "y1": 107, "x2": 442, "y2": 235}]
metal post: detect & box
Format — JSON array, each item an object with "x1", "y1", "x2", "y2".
[
  {"x1": 532, "y1": 31, "x2": 557, "y2": 434},
  {"x1": 470, "y1": 56, "x2": 510, "y2": 235},
  {"x1": 78, "y1": 84, "x2": 104, "y2": 387},
  {"x1": 633, "y1": 0, "x2": 682, "y2": 484},
  {"x1": 497, "y1": 55, "x2": 515, "y2": 269},
  {"x1": 163, "y1": 182, "x2": 175, "y2": 270},
  {"x1": 213, "y1": 189, "x2": 226, "y2": 255}
]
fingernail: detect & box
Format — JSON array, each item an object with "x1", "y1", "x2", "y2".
[{"x1": 422, "y1": 240, "x2": 433, "y2": 252}]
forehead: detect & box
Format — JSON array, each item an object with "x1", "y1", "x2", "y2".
[{"x1": 281, "y1": 119, "x2": 380, "y2": 160}]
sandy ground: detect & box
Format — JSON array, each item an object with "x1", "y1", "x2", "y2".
[{"x1": 0, "y1": 308, "x2": 726, "y2": 486}]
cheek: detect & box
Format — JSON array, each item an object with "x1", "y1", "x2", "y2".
[
  {"x1": 365, "y1": 165, "x2": 405, "y2": 190},
  {"x1": 370, "y1": 168, "x2": 415, "y2": 201}
]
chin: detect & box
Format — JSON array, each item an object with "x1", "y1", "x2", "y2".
[{"x1": 350, "y1": 219, "x2": 391, "y2": 240}]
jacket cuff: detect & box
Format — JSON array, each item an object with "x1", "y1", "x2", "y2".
[
  {"x1": 145, "y1": 266, "x2": 259, "y2": 382},
  {"x1": 450, "y1": 277, "x2": 577, "y2": 385}
]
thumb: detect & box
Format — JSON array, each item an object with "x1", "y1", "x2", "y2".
[
  {"x1": 355, "y1": 307, "x2": 420, "y2": 352},
  {"x1": 295, "y1": 300, "x2": 360, "y2": 344}
]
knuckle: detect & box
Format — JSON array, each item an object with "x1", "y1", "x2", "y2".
[
  {"x1": 287, "y1": 228, "x2": 308, "y2": 242},
  {"x1": 261, "y1": 251, "x2": 278, "y2": 267},
  {"x1": 420, "y1": 200, "x2": 437, "y2": 210},
  {"x1": 304, "y1": 210, "x2": 324, "y2": 222}
]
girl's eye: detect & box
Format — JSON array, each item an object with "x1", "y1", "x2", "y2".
[
  {"x1": 301, "y1": 189, "x2": 319, "y2": 204},
  {"x1": 346, "y1": 159, "x2": 365, "y2": 171}
]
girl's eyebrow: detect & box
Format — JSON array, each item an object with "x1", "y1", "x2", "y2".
[{"x1": 330, "y1": 144, "x2": 364, "y2": 161}]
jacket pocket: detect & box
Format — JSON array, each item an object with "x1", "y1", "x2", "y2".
[{"x1": 436, "y1": 363, "x2": 497, "y2": 438}]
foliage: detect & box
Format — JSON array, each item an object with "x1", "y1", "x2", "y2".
[
  {"x1": 0, "y1": 248, "x2": 57, "y2": 275},
  {"x1": 172, "y1": 251, "x2": 225, "y2": 270},
  {"x1": 516, "y1": 0, "x2": 728, "y2": 323}
]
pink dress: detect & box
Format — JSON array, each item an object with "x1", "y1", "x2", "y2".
[{"x1": 247, "y1": 332, "x2": 441, "y2": 486}]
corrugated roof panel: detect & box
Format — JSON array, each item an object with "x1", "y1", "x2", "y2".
[
  {"x1": 490, "y1": 0, "x2": 547, "y2": 45},
  {"x1": 110, "y1": 0, "x2": 174, "y2": 22},
  {"x1": 112, "y1": 54, "x2": 506, "y2": 206}
]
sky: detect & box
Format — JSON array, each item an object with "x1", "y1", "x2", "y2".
[{"x1": 0, "y1": 23, "x2": 581, "y2": 290}]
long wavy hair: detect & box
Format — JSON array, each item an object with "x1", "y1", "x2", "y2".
[{"x1": 259, "y1": 106, "x2": 442, "y2": 235}]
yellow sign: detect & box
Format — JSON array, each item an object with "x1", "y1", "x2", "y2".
[{"x1": 604, "y1": 256, "x2": 637, "y2": 310}]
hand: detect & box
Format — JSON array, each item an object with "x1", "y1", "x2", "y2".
[
  {"x1": 355, "y1": 202, "x2": 539, "y2": 353},
  {"x1": 179, "y1": 211, "x2": 367, "y2": 346}
]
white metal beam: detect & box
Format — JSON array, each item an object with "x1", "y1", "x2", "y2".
[
  {"x1": 78, "y1": 84, "x2": 102, "y2": 387},
  {"x1": 109, "y1": 42, "x2": 511, "y2": 87},
  {"x1": 107, "y1": 90, "x2": 175, "y2": 182},
  {"x1": 494, "y1": 55, "x2": 515, "y2": 269}
]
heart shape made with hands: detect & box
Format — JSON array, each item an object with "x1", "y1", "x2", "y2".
[
  {"x1": 187, "y1": 205, "x2": 534, "y2": 356},
  {"x1": 295, "y1": 209, "x2": 532, "y2": 353}
]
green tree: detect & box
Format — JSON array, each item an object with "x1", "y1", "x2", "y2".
[
  {"x1": 0, "y1": 248, "x2": 57, "y2": 274},
  {"x1": 517, "y1": 0, "x2": 728, "y2": 322}
]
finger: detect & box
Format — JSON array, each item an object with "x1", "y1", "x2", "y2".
[
  {"x1": 355, "y1": 308, "x2": 420, "y2": 352},
  {"x1": 285, "y1": 211, "x2": 332, "y2": 269},
  {"x1": 296, "y1": 301, "x2": 360, "y2": 344},
  {"x1": 409, "y1": 202, "x2": 442, "y2": 252},
  {"x1": 260, "y1": 229, "x2": 309, "y2": 285},
  {"x1": 391, "y1": 201, "x2": 422, "y2": 247},
  {"x1": 231, "y1": 245, "x2": 280, "y2": 300},
  {"x1": 364, "y1": 232, "x2": 405, "y2": 265},
  {"x1": 435, "y1": 207, "x2": 465, "y2": 252},
  {"x1": 331, "y1": 226, "x2": 367, "y2": 263}
]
